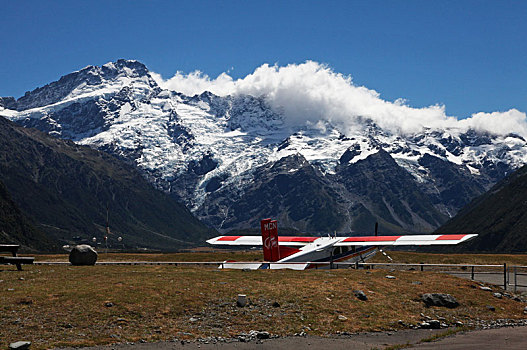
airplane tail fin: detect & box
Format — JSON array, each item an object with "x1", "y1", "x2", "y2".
[{"x1": 261, "y1": 218, "x2": 280, "y2": 262}]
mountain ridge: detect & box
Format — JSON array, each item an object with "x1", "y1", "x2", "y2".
[
  {"x1": 0, "y1": 116, "x2": 215, "y2": 251},
  {"x1": 2, "y1": 59, "x2": 526, "y2": 234},
  {"x1": 434, "y1": 164, "x2": 527, "y2": 252}
]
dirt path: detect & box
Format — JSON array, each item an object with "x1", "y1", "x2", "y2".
[
  {"x1": 57, "y1": 329, "x2": 440, "y2": 349},
  {"x1": 56, "y1": 326, "x2": 527, "y2": 350},
  {"x1": 412, "y1": 326, "x2": 527, "y2": 349}
]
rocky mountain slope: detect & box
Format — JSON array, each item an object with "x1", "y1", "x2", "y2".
[
  {"x1": 0, "y1": 179, "x2": 56, "y2": 251},
  {"x1": 434, "y1": 164, "x2": 527, "y2": 252},
  {"x1": 0, "y1": 116, "x2": 215, "y2": 251},
  {"x1": 2, "y1": 59, "x2": 526, "y2": 234}
]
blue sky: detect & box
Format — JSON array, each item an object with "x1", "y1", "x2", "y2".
[{"x1": 1, "y1": 0, "x2": 526, "y2": 118}]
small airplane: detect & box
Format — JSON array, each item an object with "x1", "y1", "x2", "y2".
[{"x1": 206, "y1": 218, "x2": 478, "y2": 270}]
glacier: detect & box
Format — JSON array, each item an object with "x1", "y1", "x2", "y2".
[{"x1": 2, "y1": 59, "x2": 526, "y2": 234}]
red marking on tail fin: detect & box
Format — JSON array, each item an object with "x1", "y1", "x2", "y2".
[{"x1": 261, "y1": 218, "x2": 280, "y2": 261}]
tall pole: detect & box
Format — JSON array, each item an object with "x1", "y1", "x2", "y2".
[
  {"x1": 106, "y1": 203, "x2": 110, "y2": 236},
  {"x1": 105, "y1": 203, "x2": 110, "y2": 254},
  {"x1": 504, "y1": 263, "x2": 507, "y2": 290}
]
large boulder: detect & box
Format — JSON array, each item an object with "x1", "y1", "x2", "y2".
[
  {"x1": 69, "y1": 245, "x2": 98, "y2": 266},
  {"x1": 421, "y1": 293, "x2": 459, "y2": 308}
]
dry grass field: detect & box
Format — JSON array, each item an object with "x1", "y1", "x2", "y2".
[
  {"x1": 373, "y1": 251, "x2": 527, "y2": 266},
  {"x1": 1, "y1": 251, "x2": 527, "y2": 349},
  {"x1": 33, "y1": 249, "x2": 527, "y2": 265}
]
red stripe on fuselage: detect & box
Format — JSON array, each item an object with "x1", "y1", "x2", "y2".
[
  {"x1": 437, "y1": 234, "x2": 466, "y2": 240},
  {"x1": 278, "y1": 246, "x2": 301, "y2": 258},
  {"x1": 217, "y1": 236, "x2": 242, "y2": 241},
  {"x1": 342, "y1": 236, "x2": 401, "y2": 242}
]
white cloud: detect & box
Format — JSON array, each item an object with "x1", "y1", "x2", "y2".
[
  {"x1": 459, "y1": 109, "x2": 527, "y2": 137},
  {"x1": 152, "y1": 61, "x2": 527, "y2": 137},
  {"x1": 151, "y1": 71, "x2": 235, "y2": 97}
]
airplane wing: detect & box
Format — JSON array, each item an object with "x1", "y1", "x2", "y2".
[
  {"x1": 206, "y1": 236, "x2": 317, "y2": 246},
  {"x1": 206, "y1": 234, "x2": 477, "y2": 246},
  {"x1": 335, "y1": 234, "x2": 478, "y2": 246},
  {"x1": 206, "y1": 236, "x2": 264, "y2": 246}
]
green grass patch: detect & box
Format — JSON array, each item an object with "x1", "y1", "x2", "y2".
[{"x1": 420, "y1": 326, "x2": 470, "y2": 343}]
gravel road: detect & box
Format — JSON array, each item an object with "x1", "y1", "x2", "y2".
[{"x1": 56, "y1": 326, "x2": 527, "y2": 350}]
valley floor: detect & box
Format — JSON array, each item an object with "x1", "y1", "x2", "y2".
[{"x1": 2, "y1": 251, "x2": 527, "y2": 349}]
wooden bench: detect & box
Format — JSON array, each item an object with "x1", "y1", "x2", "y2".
[{"x1": 0, "y1": 244, "x2": 34, "y2": 271}]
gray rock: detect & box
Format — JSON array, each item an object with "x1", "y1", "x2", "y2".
[
  {"x1": 385, "y1": 275, "x2": 396, "y2": 279},
  {"x1": 487, "y1": 305, "x2": 496, "y2": 312},
  {"x1": 428, "y1": 320, "x2": 441, "y2": 329},
  {"x1": 493, "y1": 292, "x2": 503, "y2": 299},
  {"x1": 9, "y1": 341, "x2": 31, "y2": 350},
  {"x1": 479, "y1": 286, "x2": 492, "y2": 291},
  {"x1": 421, "y1": 293, "x2": 459, "y2": 308},
  {"x1": 256, "y1": 331, "x2": 270, "y2": 339},
  {"x1": 69, "y1": 245, "x2": 97, "y2": 266},
  {"x1": 237, "y1": 294, "x2": 247, "y2": 307},
  {"x1": 353, "y1": 290, "x2": 368, "y2": 301},
  {"x1": 418, "y1": 319, "x2": 444, "y2": 329}
]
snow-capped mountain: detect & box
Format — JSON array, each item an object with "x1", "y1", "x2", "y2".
[{"x1": 2, "y1": 59, "x2": 527, "y2": 234}]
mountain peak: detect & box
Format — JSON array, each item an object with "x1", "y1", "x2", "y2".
[
  {"x1": 6, "y1": 59, "x2": 154, "y2": 112},
  {"x1": 101, "y1": 59, "x2": 149, "y2": 78}
]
